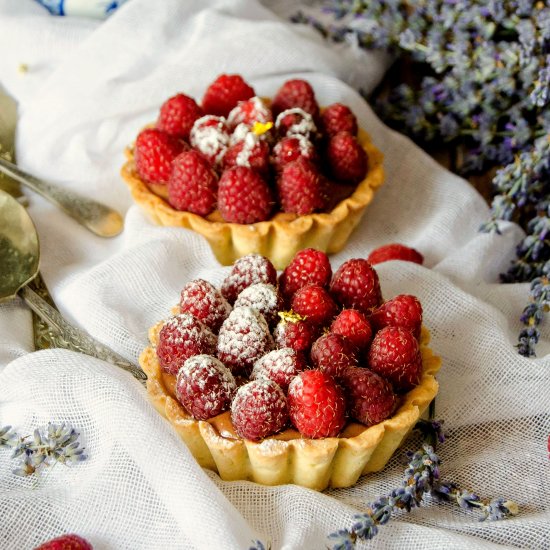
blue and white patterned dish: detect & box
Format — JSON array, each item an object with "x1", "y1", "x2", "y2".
[{"x1": 35, "y1": 0, "x2": 129, "y2": 19}]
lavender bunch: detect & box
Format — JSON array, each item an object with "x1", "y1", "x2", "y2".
[
  {"x1": 292, "y1": 0, "x2": 550, "y2": 354},
  {"x1": 0, "y1": 422, "x2": 87, "y2": 477},
  {"x1": 327, "y1": 420, "x2": 518, "y2": 549}
]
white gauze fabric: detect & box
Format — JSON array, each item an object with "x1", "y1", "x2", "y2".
[{"x1": 0, "y1": 1, "x2": 548, "y2": 549}]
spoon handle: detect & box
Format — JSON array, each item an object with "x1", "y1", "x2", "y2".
[
  {"x1": 0, "y1": 157, "x2": 123, "y2": 238},
  {"x1": 20, "y1": 285, "x2": 147, "y2": 383}
]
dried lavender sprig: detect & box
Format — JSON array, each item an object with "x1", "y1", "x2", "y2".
[
  {"x1": 3, "y1": 422, "x2": 87, "y2": 477},
  {"x1": 0, "y1": 425, "x2": 17, "y2": 447},
  {"x1": 516, "y1": 275, "x2": 550, "y2": 357},
  {"x1": 328, "y1": 423, "x2": 518, "y2": 548}
]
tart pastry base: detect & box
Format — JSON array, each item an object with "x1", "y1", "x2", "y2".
[
  {"x1": 121, "y1": 127, "x2": 384, "y2": 270},
  {"x1": 140, "y1": 326, "x2": 441, "y2": 491}
]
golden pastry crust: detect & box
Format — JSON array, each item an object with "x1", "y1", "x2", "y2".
[
  {"x1": 121, "y1": 127, "x2": 384, "y2": 270},
  {"x1": 140, "y1": 325, "x2": 441, "y2": 491}
]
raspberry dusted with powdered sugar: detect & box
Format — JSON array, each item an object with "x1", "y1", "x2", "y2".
[
  {"x1": 330, "y1": 258, "x2": 383, "y2": 314},
  {"x1": 367, "y1": 243, "x2": 424, "y2": 266},
  {"x1": 310, "y1": 333, "x2": 357, "y2": 378},
  {"x1": 134, "y1": 128, "x2": 183, "y2": 185},
  {"x1": 291, "y1": 283, "x2": 338, "y2": 327},
  {"x1": 339, "y1": 366, "x2": 396, "y2": 426},
  {"x1": 189, "y1": 115, "x2": 230, "y2": 167},
  {"x1": 272, "y1": 135, "x2": 317, "y2": 171},
  {"x1": 288, "y1": 370, "x2": 346, "y2": 438},
  {"x1": 218, "y1": 166, "x2": 273, "y2": 224},
  {"x1": 231, "y1": 379, "x2": 288, "y2": 440},
  {"x1": 168, "y1": 150, "x2": 218, "y2": 215},
  {"x1": 223, "y1": 133, "x2": 270, "y2": 175},
  {"x1": 179, "y1": 279, "x2": 232, "y2": 333},
  {"x1": 279, "y1": 248, "x2": 332, "y2": 300},
  {"x1": 275, "y1": 108, "x2": 318, "y2": 139},
  {"x1": 327, "y1": 131, "x2": 368, "y2": 184},
  {"x1": 157, "y1": 93, "x2": 204, "y2": 140},
  {"x1": 368, "y1": 326, "x2": 422, "y2": 393},
  {"x1": 202, "y1": 74, "x2": 255, "y2": 118},
  {"x1": 217, "y1": 306, "x2": 274, "y2": 375},
  {"x1": 370, "y1": 294, "x2": 423, "y2": 340},
  {"x1": 250, "y1": 347, "x2": 307, "y2": 391},
  {"x1": 321, "y1": 103, "x2": 358, "y2": 138},
  {"x1": 156, "y1": 313, "x2": 217, "y2": 375},
  {"x1": 227, "y1": 96, "x2": 273, "y2": 130},
  {"x1": 272, "y1": 79, "x2": 320, "y2": 119},
  {"x1": 221, "y1": 254, "x2": 277, "y2": 304},
  {"x1": 233, "y1": 283, "x2": 284, "y2": 327},
  {"x1": 175, "y1": 355, "x2": 236, "y2": 420},
  {"x1": 330, "y1": 309, "x2": 373, "y2": 352},
  {"x1": 273, "y1": 311, "x2": 318, "y2": 354},
  {"x1": 277, "y1": 157, "x2": 326, "y2": 216}
]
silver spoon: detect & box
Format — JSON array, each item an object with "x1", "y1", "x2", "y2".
[
  {"x1": 0, "y1": 156, "x2": 123, "y2": 237},
  {"x1": 0, "y1": 189, "x2": 146, "y2": 382}
]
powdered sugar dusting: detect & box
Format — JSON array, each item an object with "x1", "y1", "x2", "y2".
[
  {"x1": 190, "y1": 115, "x2": 229, "y2": 164},
  {"x1": 275, "y1": 108, "x2": 317, "y2": 137},
  {"x1": 227, "y1": 96, "x2": 271, "y2": 129},
  {"x1": 217, "y1": 306, "x2": 274, "y2": 373},
  {"x1": 230, "y1": 122, "x2": 250, "y2": 145},
  {"x1": 234, "y1": 132, "x2": 260, "y2": 168},
  {"x1": 251, "y1": 347, "x2": 306, "y2": 391},
  {"x1": 234, "y1": 283, "x2": 281, "y2": 325}
]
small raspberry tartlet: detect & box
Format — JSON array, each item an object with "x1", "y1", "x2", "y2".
[
  {"x1": 121, "y1": 75, "x2": 384, "y2": 269},
  {"x1": 140, "y1": 251, "x2": 441, "y2": 491}
]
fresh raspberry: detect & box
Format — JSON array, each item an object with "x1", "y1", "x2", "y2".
[
  {"x1": 179, "y1": 278, "x2": 232, "y2": 333},
  {"x1": 157, "y1": 93, "x2": 204, "y2": 140},
  {"x1": 326, "y1": 131, "x2": 368, "y2": 184},
  {"x1": 275, "y1": 108, "x2": 318, "y2": 139},
  {"x1": 233, "y1": 283, "x2": 284, "y2": 327},
  {"x1": 330, "y1": 258, "x2": 383, "y2": 314},
  {"x1": 272, "y1": 79, "x2": 320, "y2": 119},
  {"x1": 367, "y1": 243, "x2": 424, "y2": 266},
  {"x1": 223, "y1": 133, "x2": 270, "y2": 175},
  {"x1": 370, "y1": 294, "x2": 423, "y2": 340},
  {"x1": 273, "y1": 311, "x2": 318, "y2": 354},
  {"x1": 34, "y1": 534, "x2": 92, "y2": 550},
  {"x1": 310, "y1": 333, "x2": 357, "y2": 378},
  {"x1": 250, "y1": 347, "x2": 307, "y2": 391},
  {"x1": 202, "y1": 74, "x2": 255, "y2": 118},
  {"x1": 291, "y1": 283, "x2": 338, "y2": 326},
  {"x1": 217, "y1": 306, "x2": 274, "y2": 375},
  {"x1": 156, "y1": 314, "x2": 217, "y2": 375},
  {"x1": 175, "y1": 355, "x2": 236, "y2": 420},
  {"x1": 321, "y1": 103, "x2": 358, "y2": 138},
  {"x1": 231, "y1": 379, "x2": 288, "y2": 440},
  {"x1": 189, "y1": 115, "x2": 230, "y2": 166},
  {"x1": 221, "y1": 254, "x2": 277, "y2": 304},
  {"x1": 339, "y1": 366, "x2": 396, "y2": 426},
  {"x1": 279, "y1": 248, "x2": 332, "y2": 300},
  {"x1": 227, "y1": 96, "x2": 273, "y2": 130},
  {"x1": 272, "y1": 135, "x2": 317, "y2": 171},
  {"x1": 218, "y1": 166, "x2": 273, "y2": 223},
  {"x1": 134, "y1": 128, "x2": 183, "y2": 184},
  {"x1": 167, "y1": 150, "x2": 218, "y2": 215},
  {"x1": 288, "y1": 370, "x2": 346, "y2": 438},
  {"x1": 330, "y1": 309, "x2": 373, "y2": 352},
  {"x1": 368, "y1": 326, "x2": 422, "y2": 393},
  {"x1": 277, "y1": 157, "x2": 326, "y2": 215}
]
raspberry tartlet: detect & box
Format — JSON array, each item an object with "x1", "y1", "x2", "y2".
[
  {"x1": 121, "y1": 75, "x2": 384, "y2": 269},
  {"x1": 139, "y1": 251, "x2": 441, "y2": 491}
]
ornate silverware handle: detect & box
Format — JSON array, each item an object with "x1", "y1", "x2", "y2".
[
  {"x1": 20, "y1": 286, "x2": 147, "y2": 383},
  {"x1": 0, "y1": 157, "x2": 123, "y2": 238}
]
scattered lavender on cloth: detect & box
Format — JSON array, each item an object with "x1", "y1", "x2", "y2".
[
  {"x1": 327, "y1": 420, "x2": 518, "y2": 549},
  {"x1": 0, "y1": 423, "x2": 87, "y2": 476},
  {"x1": 291, "y1": 1, "x2": 550, "y2": 355}
]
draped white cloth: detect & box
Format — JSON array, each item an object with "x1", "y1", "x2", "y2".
[{"x1": 0, "y1": 1, "x2": 548, "y2": 548}]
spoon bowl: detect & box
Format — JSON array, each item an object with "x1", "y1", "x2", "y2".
[{"x1": 0, "y1": 189, "x2": 146, "y2": 381}]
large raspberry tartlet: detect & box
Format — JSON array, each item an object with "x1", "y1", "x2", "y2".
[
  {"x1": 139, "y1": 251, "x2": 441, "y2": 491},
  {"x1": 121, "y1": 75, "x2": 384, "y2": 269}
]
